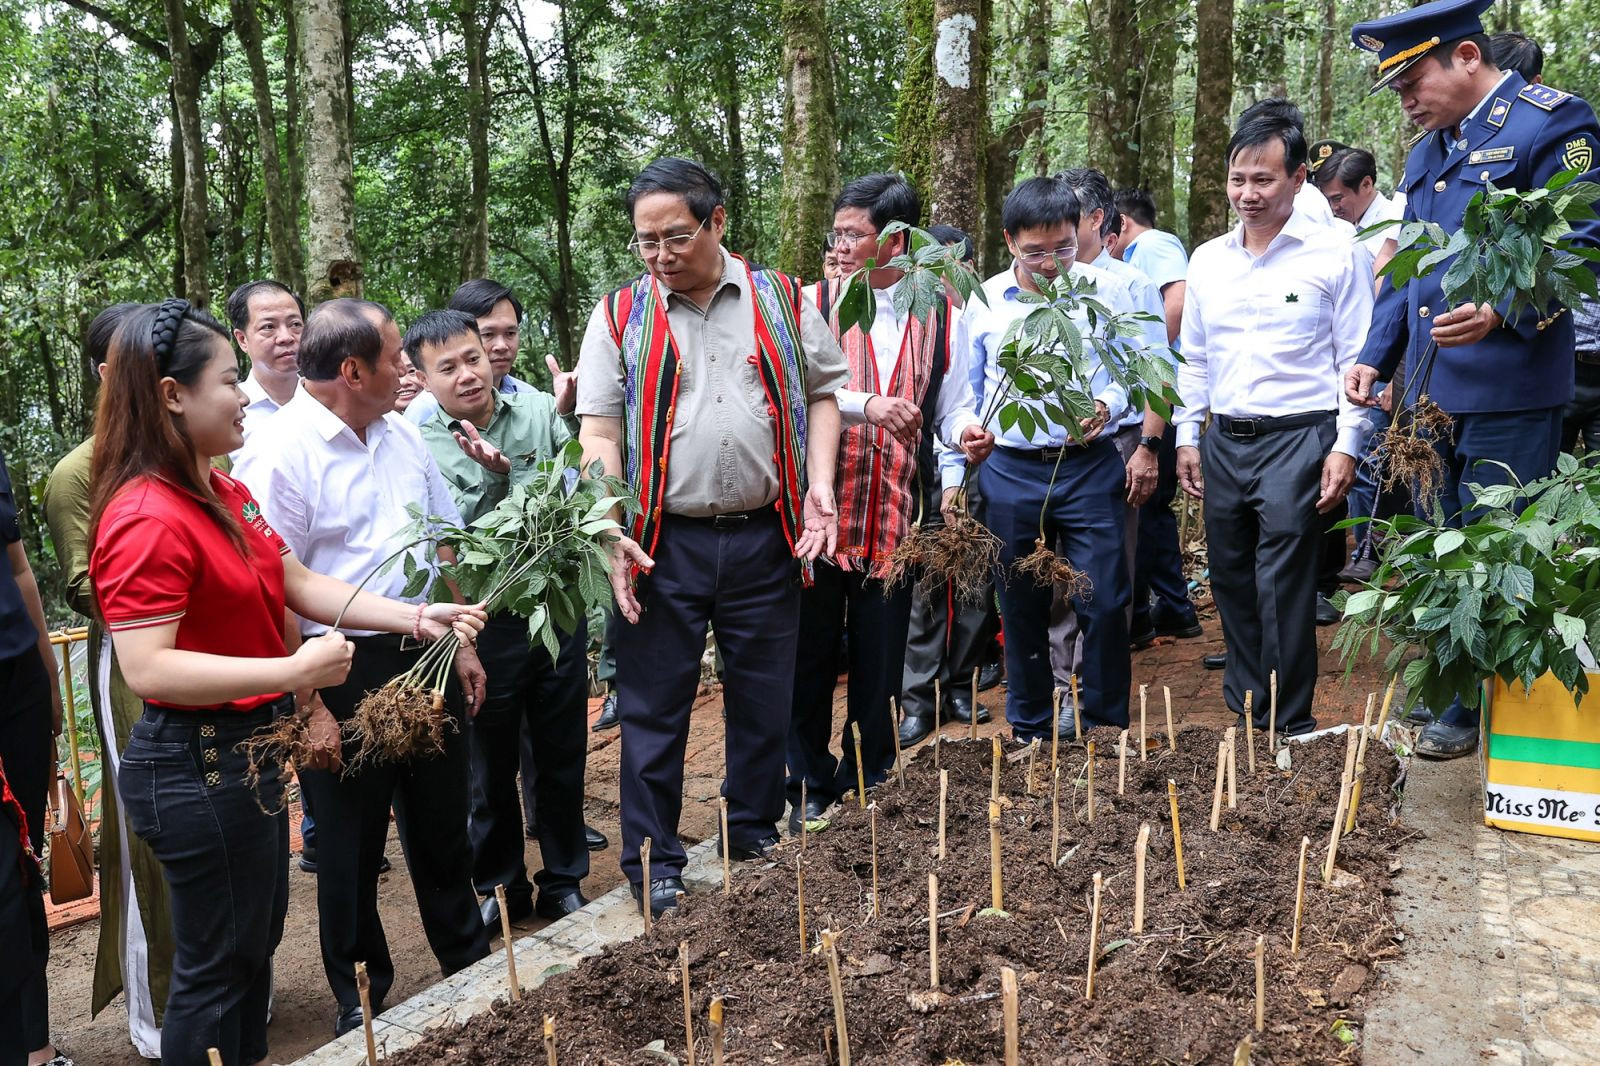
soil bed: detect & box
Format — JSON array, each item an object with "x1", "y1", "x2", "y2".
[{"x1": 392, "y1": 724, "x2": 1406, "y2": 1064}]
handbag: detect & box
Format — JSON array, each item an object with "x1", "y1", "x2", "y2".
[{"x1": 47, "y1": 769, "x2": 94, "y2": 904}]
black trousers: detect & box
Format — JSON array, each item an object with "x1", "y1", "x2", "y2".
[
  {"x1": 614, "y1": 511, "x2": 800, "y2": 883},
  {"x1": 306, "y1": 636, "x2": 488, "y2": 1010},
  {"x1": 470, "y1": 613, "x2": 589, "y2": 906},
  {"x1": 1133, "y1": 426, "x2": 1194, "y2": 625},
  {"x1": 902, "y1": 494, "x2": 1001, "y2": 721},
  {"x1": 0, "y1": 787, "x2": 46, "y2": 1066},
  {"x1": 1200, "y1": 417, "x2": 1332, "y2": 735},
  {"x1": 787, "y1": 565, "x2": 911, "y2": 808},
  {"x1": 0, "y1": 649, "x2": 51, "y2": 1061}
]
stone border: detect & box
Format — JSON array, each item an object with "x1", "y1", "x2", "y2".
[{"x1": 289, "y1": 838, "x2": 727, "y2": 1064}]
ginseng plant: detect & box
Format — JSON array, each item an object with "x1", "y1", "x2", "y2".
[{"x1": 1368, "y1": 168, "x2": 1600, "y2": 509}]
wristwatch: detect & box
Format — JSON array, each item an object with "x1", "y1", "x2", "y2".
[{"x1": 1138, "y1": 435, "x2": 1163, "y2": 451}]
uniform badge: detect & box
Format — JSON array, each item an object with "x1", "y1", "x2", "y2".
[
  {"x1": 242, "y1": 501, "x2": 261, "y2": 523},
  {"x1": 1563, "y1": 137, "x2": 1594, "y2": 173},
  {"x1": 1518, "y1": 83, "x2": 1571, "y2": 111},
  {"x1": 1486, "y1": 98, "x2": 1511, "y2": 128},
  {"x1": 1467, "y1": 147, "x2": 1515, "y2": 165},
  {"x1": 1358, "y1": 33, "x2": 1384, "y2": 51}
]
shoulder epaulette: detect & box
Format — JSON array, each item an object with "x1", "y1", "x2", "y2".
[{"x1": 1519, "y1": 83, "x2": 1572, "y2": 111}]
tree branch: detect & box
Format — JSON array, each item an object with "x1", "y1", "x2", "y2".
[{"x1": 58, "y1": 0, "x2": 169, "y2": 58}]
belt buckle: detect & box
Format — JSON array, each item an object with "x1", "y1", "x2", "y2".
[
  {"x1": 399, "y1": 634, "x2": 426, "y2": 653},
  {"x1": 1230, "y1": 418, "x2": 1258, "y2": 438},
  {"x1": 711, "y1": 512, "x2": 750, "y2": 530}
]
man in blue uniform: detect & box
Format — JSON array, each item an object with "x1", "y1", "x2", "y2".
[{"x1": 1346, "y1": 0, "x2": 1600, "y2": 758}]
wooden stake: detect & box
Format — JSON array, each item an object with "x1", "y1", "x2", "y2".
[
  {"x1": 545, "y1": 1015, "x2": 557, "y2": 1066},
  {"x1": 1051, "y1": 687, "x2": 1062, "y2": 774},
  {"x1": 1291, "y1": 836, "x2": 1309, "y2": 955},
  {"x1": 934, "y1": 730, "x2": 942, "y2": 769},
  {"x1": 1085, "y1": 741, "x2": 1097, "y2": 822},
  {"x1": 1373, "y1": 675, "x2": 1399, "y2": 740},
  {"x1": 720, "y1": 797, "x2": 731, "y2": 896},
  {"x1": 1254, "y1": 934, "x2": 1266, "y2": 1032},
  {"x1": 1070, "y1": 674, "x2": 1083, "y2": 740},
  {"x1": 990, "y1": 734, "x2": 1002, "y2": 802},
  {"x1": 641, "y1": 838, "x2": 654, "y2": 934},
  {"x1": 1167, "y1": 780, "x2": 1187, "y2": 891},
  {"x1": 1139, "y1": 683, "x2": 1148, "y2": 760},
  {"x1": 937, "y1": 769, "x2": 949, "y2": 861},
  {"x1": 1225, "y1": 727, "x2": 1238, "y2": 809},
  {"x1": 988, "y1": 799, "x2": 1004, "y2": 912},
  {"x1": 822, "y1": 930, "x2": 851, "y2": 1066},
  {"x1": 708, "y1": 998, "x2": 725, "y2": 1066},
  {"x1": 869, "y1": 802, "x2": 880, "y2": 919},
  {"x1": 796, "y1": 855, "x2": 808, "y2": 955},
  {"x1": 1027, "y1": 737, "x2": 1040, "y2": 795},
  {"x1": 1164, "y1": 686, "x2": 1176, "y2": 751},
  {"x1": 1244, "y1": 692, "x2": 1257, "y2": 773},
  {"x1": 1133, "y1": 823, "x2": 1150, "y2": 934},
  {"x1": 928, "y1": 873, "x2": 940, "y2": 988},
  {"x1": 1051, "y1": 766, "x2": 1061, "y2": 866},
  {"x1": 1117, "y1": 729, "x2": 1128, "y2": 796},
  {"x1": 1324, "y1": 777, "x2": 1352, "y2": 883},
  {"x1": 1347, "y1": 694, "x2": 1376, "y2": 834},
  {"x1": 679, "y1": 941, "x2": 697, "y2": 1066},
  {"x1": 1209, "y1": 739, "x2": 1227, "y2": 831},
  {"x1": 495, "y1": 884, "x2": 521, "y2": 1002},
  {"x1": 852, "y1": 721, "x2": 867, "y2": 809},
  {"x1": 970, "y1": 667, "x2": 980, "y2": 741},
  {"x1": 355, "y1": 961, "x2": 378, "y2": 1066},
  {"x1": 800, "y1": 781, "x2": 809, "y2": 852},
  {"x1": 207, "y1": 1051, "x2": 223, "y2": 1066},
  {"x1": 1086, "y1": 871, "x2": 1104, "y2": 999},
  {"x1": 1269, "y1": 671, "x2": 1278, "y2": 752},
  {"x1": 1002, "y1": 966, "x2": 1020, "y2": 1066},
  {"x1": 889, "y1": 698, "x2": 906, "y2": 786}
]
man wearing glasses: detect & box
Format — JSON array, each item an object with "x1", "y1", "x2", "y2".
[
  {"x1": 575, "y1": 158, "x2": 846, "y2": 919},
  {"x1": 941, "y1": 176, "x2": 1141, "y2": 741}
]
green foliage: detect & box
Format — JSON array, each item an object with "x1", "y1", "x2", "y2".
[
  {"x1": 834, "y1": 222, "x2": 989, "y2": 334},
  {"x1": 1336, "y1": 454, "x2": 1600, "y2": 713}
]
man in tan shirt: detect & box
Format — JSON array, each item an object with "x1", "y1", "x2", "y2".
[{"x1": 576, "y1": 158, "x2": 846, "y2": 917}]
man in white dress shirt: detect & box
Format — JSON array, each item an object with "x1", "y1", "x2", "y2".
[
  {"x1": 1312, "y1": 147, "x2": 1405, "y2": 266},
  {"x1": 226, "y1": 279, "x2": 304, "y2": 450},
  {"x1": 1174, "y1": 115, "x2": 1374, "y2": 737},
  {"x1": 786, "y1": 174, "x2": 991, "y2": 821}
]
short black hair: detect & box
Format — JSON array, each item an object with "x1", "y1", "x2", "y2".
[
  {"x1": 1313, "y1": 147, "x2": 1379, "y2": 191},
  {"x1": 225, "y1": 279, "x2": 305, "y2": 334},
  {"x1": 1227, "y1": 114, "x2": 1308, "y2": 174},
  {"x1": 927, "y1": 223, "x2": 976, "y2": 265},
  {"x1": 448, "y1": 278, "x2": 523, "y2": 324},
  {"x1": 1056, "y1": 168, "x2": 1117, "y2": 238},
  {"x1": 1236, "y1": 96, "x2": 1306, "y2": 135},
  {"x1": 86, "y1": 303, "x2": 140, "y2": 369},
  {"x1": 1433, "y1": 33, "x2": 1497, "y2": 71},
  {"x1": 1104, "y1": 207, "x2": 1123, "y2": 237},
  {"x1": 1489, "y1": 31, "x2": 1542, "y2": 81},
  {"x1": 1002, "y1": 176, "x2": 1081, "y2": 235},
  {"x1": 403, "y1": 309, "x2": 481, "y2": 373},
  {"x1": 626, "y1": 157, "x2": 725, "y2": 225},
  {"x1": 298, "y1": 299, "x2": 394, "y2": 381},
  {"x1": 833, "y1": 173, "x2": 920, "y2": 232},
  {"x1": 1114, "y1": 187, "x2": 1158, "y2": 229}
]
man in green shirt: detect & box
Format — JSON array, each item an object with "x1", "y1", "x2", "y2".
[{"x1": 407, "y1": 309, "x2": 591, "y2": 925}]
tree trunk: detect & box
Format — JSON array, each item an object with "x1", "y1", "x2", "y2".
[
  {"x1": 895, "y1": 0, "x2": 935, "y2": 198},
  {"x1": 1086, "y1": 0, "x2": 1140, "y2": 188},
  {"x1": 298, "y1": 0, "x2": 362, "y2": 302},
  {"x1": 458, "y1": 0, "x2": 498, "y2": 280},
  {"x1": 232, "y1": 0, "x2": 305, "y2": 292},
  {"x1": 1187, "y1": 0, "x2": 1234, "y2": 247},
  {"x1": 778, "y1": 0, "x2": 839, "y2": 280},
  {"x1": 928, "y1": 0, "x2": 986, "y2": 236},
  {"x1": 162, "y1": 0, "x2": 210, "y2": 305},
  {"x1": 1316, "y1": 0, "x2": 1335, "y2": 135},
  {"x1": 720, "y1": 55, "x2": 750, "y2": 252},
  {"x1": 284, "y1": 0, "x2": 305, "y2": 245},
  {"x1": 1136, "y1": 0, "x2": 1179, "y2": 228},
  {"x1": 980, "y1": 0, "x2": 1047, "y2": 270}
]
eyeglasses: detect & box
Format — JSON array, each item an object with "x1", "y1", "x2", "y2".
[
  {"x1": 824, "y1": 229, "x2": 879, "y2": 252},
  {"x1": 628, "y1": 220, "x2": 707, "y2": 258},
  {"x1": 1017, "y1": 246, "x2": 1078, "y2": 267}
]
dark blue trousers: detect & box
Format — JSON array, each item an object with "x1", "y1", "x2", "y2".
[
  {"x1": 980, "y1": 441, "x2": 1131, "y2": 738},
  {"x1": 614, "y1": 511, "x2": 801, "y2": 883},
  {"x1": 1133, "y1": 426, "x2": 1196, "y2": 628}
]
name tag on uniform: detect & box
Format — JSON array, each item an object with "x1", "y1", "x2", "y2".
[{"x1": 1468, "y1": 146, "x2": 1515, "y2": 165}]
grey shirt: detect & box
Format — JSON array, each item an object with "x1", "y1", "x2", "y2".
[{"x1": 576, "y1": 247, "x2": 847, "y2": 516}]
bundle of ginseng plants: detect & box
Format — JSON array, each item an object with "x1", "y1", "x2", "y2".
[
  {"x1": 1368, "y1": 168, "x2": 1600, "y2": 509},
  {"x1": 339, "y1": 439, "x2": 633, "y2": 770}
]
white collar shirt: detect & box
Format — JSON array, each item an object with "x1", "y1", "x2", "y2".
[
  {"x1": 231, "y1": 388, "x2": 463, "y2": 636},
  {"x1": 1174, "y1": 207, "x2": 1375, "y2": 458},
  {"x1": 1354, "y1": 190, "x2": 1404, "y2": 259},
  {"x1": 234, "y1": 374, "x2": 300, "y2": 459},
  {"x1": 1295, "y1": 184, "x2": 1357, "y2": 237},
  {"x1": 1092, "y1": 248, "x2": 1174, "y2": 428}
]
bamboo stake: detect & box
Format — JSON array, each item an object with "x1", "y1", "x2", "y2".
[
  {"x1": 1167, "y1": 780, "x2": 1187, "y2": 891},
  {"x1": 1002, "y1": 966, "x2": 1020, "y2": 1066},
  {"x1": 1086, "y1": 871, "x2": 1104, "y2": 999},
  {"x1": 355, "y1": 961, "x2": 378, "y2": 1066},
  {"x1": 852, "y1": 722, "x2": 867, "y2": 809},
  {"x1": 1210, "y1": 739, "x2": 1227, "y2": 831},
  {"x1": 708, "y1": 998, "x2": 725, "y2": 1066},
  {"x1": 1254, "y1": 935, "x2": 1266, "y2": 1032},
  {"x1": 545, "y1": 1015, "x2": 557, "y2": 1066},
  {"x1": 1164, "y1": 686, "x2": 1176, "y2": 751},
  {"x1": 928, "y1": 873, "x2": 940, "y2": 988},
  {"x1": 1225, "y1": 727, "x2": 1238, "y2": 809},
  {"x1": 1324, "y1": 777, "x2": 1352, "y2": 883},
  {"x1": 1051, "y1": 687, "x2": 1062, "y2": 774},
  {"x1": 796, "y1": 855, "x2": 808, "y2": 955},
  {"x1": 641, "y1": 838, "x2": 654, "y2": 934},
  {"x1": 989, "y1": 799, "x2": 1004, "y2": 911},
  {"x1": 800, "y1": 781, "x2": 809, "y2": 852},
  {"x1": 970, "y1": 667, "x2": 980, "y2": 741},
  {"x1": 938, "y1": 769, "x2": 949, "y2": 861},
  {"x1": 991, "y1": 734, "x2": 1002, "y2": 802},
  {"x1": 680, "y1": 941, "x2": 696, "y2": 1066},
  {"x1": 1347, "y1": 693, "x2": 1377, "y2": 834},
  {"x1": 495, "y1": 884, "x2": 521, "y2": 1002},
  {"x1": 1117, "y1": 729, "x2": 1128, "y2": 795},
  {"x1": 822, "y1": 930, "x2": 851, "y2": 1066},
  {"x1": 207, "y1": 1051, "x2": 223, "y2": 1066},
  {"x1": 1373, "y1": 676, "x2": 1399, "y2": 740},
  {"x1": 1085, "y1": 741, "x2": 1097, "y2": 822},
  {"x1": 1291, "y1": 835, "x2": 1310, "y2": 954},
  {"x1": 1139, "y1": 683, "x2": 1148, "y2": 760},
  {"x1": 1070, "y1": 674, "x2": 1083, "y2": 741},
  {"x1": 1027, "y1": 737, "x2": 1040, "y2": 796},
  {"x1": 1269, "y1": 671, "x2": 1278, "y2": 752},
  {"x1": 934, "y1": 730, "x2": 942, "y2": 769},
  {"x1": 720, "y1": 797, "x2": 731, "y2": 896},
  {"x1": 1051, "y1": 766, "x2": 1061, "y2": 866},
  {"x1": 869, "y1": 802, "x2": 880, "y2": 919},
  {"x1": 1244, "y1": 692, "x2": 1257, "y2": 773},
  {"x1": 1133, "y1": 823, "x2": 1150, "y2": 934},
  {"x1": 889, "y1": 697, "x2": 906, "y2": 786}
]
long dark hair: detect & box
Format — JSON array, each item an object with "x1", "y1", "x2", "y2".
[{"x1": 89, "y1": 299, "x2": 249, "y2": 557}]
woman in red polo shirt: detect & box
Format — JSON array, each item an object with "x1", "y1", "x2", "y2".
[{"x1": 88, "y1": 299, "x2": 484, "y2": 1066}]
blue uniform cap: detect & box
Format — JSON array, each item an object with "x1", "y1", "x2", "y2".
[{"x1": 1351, "y1": 0, "x2": 1495, "y2": 95}]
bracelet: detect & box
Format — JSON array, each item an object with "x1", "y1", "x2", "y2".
[{"x1": 412, "y1": 602, "x2": 426, "y2": 642}]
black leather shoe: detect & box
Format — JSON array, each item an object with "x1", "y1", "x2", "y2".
[
  {"x1": 593, "y1": 692, "x2": 619, "y2": 731},
  {"x1": 977, "y1": 659, "x2": 1004, "y2": 692},
  {"x1": 1415, "y1": 721, "x2": 1478, "y2": 759},
  {"x1": 1132, "y1": 613, "x2": 1204, "y2": 646},
  {"x1": 898, "y1": 713, "x2": 935, "y2": 747},
  {"x1": 949, "y1": 691, "x2": 991, "y2": 725},
  {"x1": 630, "y1": 876, "x2": 686, "y2": 918},
  {"x1": 787, "y1": 796, "x2": 830, "y2": 836},
  {"x1": 535, "y1": 889, "x2": 589, "y2": 920},
  {"x1": 1203, "y1": 652, "x2": 1226, "y2": 670},
  {"x1": 720, "y1": 832, "x2": 780, "y2": 861},
  {"x1": 378, "y1": 854, "x2": 391, "y2": 874},
  {"x1": 1315, "y1": 593, "x2": 1341, "y2": 626},
  {"x1": 335, "y1": 1003, "x2": 378, "y2": 1037},
  {"x1": 298, "y1": 847, "x2": 317, "y2": 874},
  {"x1": 1403, "y1": 704, "x2": 1436, "y2": 726},
  {"x1": 480, "y1": 892, "x2": 533, "y2": 929},
  {"x1": 585, "y1": 824, "x2": 609, "y2": 851}
]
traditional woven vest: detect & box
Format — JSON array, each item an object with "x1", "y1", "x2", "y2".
[
  {"x1": 815, "y1": 279, "x2": 952, "y2": 576},
  {"x1": 604, "y1": 255, "x2": 810, "y2": 561}
]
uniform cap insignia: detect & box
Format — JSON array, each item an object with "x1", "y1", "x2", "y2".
[{"x1": 1358, "y1": 33, "x2": 1384, "y2": 51}]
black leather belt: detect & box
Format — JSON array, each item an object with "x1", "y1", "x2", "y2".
[
  {"x1": 1577, "y1": 350, "x2": 1600, "y2": 366},
  {"x1": 995, "y1": 441, "x2": 1103, "y2": 462},
  {"x1": 668, "y1": 508, "x2": 773, "y2": 530},
  {"x1": 1216, "y1": 411, "x2": 1334, "y2": 438}
]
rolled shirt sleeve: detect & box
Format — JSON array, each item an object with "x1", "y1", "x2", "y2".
[{"x1": 575, "y1": 299, "x2": 626, "y2": 420}]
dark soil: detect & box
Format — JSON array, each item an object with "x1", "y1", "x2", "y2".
[{"x1": 391, "y1": 725, "x2": 1406, "y2": 1065}]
